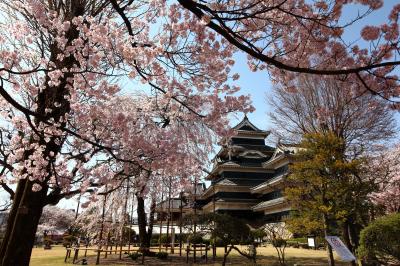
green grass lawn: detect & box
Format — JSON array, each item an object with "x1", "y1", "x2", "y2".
[{"x1": 30, "y1": 245, "x2": 349, "y2": 265}]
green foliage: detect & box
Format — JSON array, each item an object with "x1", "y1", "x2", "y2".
[
  {"x1": 285, "y1": 132, "x2": 372, "y2": 236},
  {"x1": 272, "y1": 238, "x2": 287, "y2": 248},
  {"x1": 159, "y1": 234, "x2": 171, "y2": 244},
  {"x1": 205, "y1": 213, "x2": 251, "y2": 246},
  {"x1": 287, "y1": 237, "x2": 307, "y2": 244},
  {"x1": 183, "y1": 213, "x2": 252, "y2": 246},
  {"x1": 150, "y1": 233, "x2": 187, "y2": 245},
  {"x1": 201, "y1": 238, "x2": 211, "y2": 245},
  {"x1": 155, "y1": 252, "x2": 168, "y2": 260},
  {"x1": 188, "y1": 233, "x2": 203, "y2": 244},
  {"x1": 150, "y1": 234, "x2": 159, "y2": 245},
  {"x1": 210, "y1": 237, "x2": 225, "y2": 247},
  {"x1": 358, "y1": 213, "x2": 400, "y2": 265},
  {"x1": 127, "y1": 252, "x2": 141, "y2": 260},
  {"x1": 176, "y1": 233, "x2": 188, "y2": 243},
  {"x1": 251, "y1": 229, "x2": 266, "y2": 240},
  {"x1": 284, "y1": 212, "x2": 324, "y2": 236},
  {"x1": 122, "y1": 227, "x2": 136, "y2": 242}
]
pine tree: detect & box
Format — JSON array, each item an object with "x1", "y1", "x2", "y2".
[{"x1": 285, "y1": 132, "x2": 367, "y2": 266}]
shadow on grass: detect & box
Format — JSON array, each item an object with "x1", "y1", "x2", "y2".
[
  {"x1": 62, "y1": 253, "x2": 349, "y2": 265},
  {"x1": 253, "y1": 255, "x2": 348, "y2": 266}
]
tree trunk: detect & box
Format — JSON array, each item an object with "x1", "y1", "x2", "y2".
[
  {"x1": 136, "y1": 194, "x2": 156, "y2": 254},
  {"x1": 0, "y1": 4, "x2": 85, "y2": 265},
  {"x1": 323, "y1": 214, "x2": 335, "y2": 266},
  {"x1": 222, "y1": 245, "x2": 233, "y2": 266},
  {"x1": 342, "y1": 220, "x2": 357, "y2": 266},
  {"x1": 136, "y1": 195, "x2": 148, "y2": 250},
  {"x1": 0, "y1": 180, "x2": 48, "y2": 266},
  {"x1": 0, "y1": 179, "x2": 27, "y2": 260},
  {"x1": 146, "y1": 199, "x2": 156, "y2": 248},
  {"x1": 348, "y1": 219, "x2": 361, "y2": 251}
]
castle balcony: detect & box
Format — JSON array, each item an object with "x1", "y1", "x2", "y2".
[
  {"x1": 251, "y1": 197, "x2": 290, "y2": 215},
  {"x1": 251, "y1": 174, "x2": 286, "y2": 195},
  {"x1": 202, "y1": 198, "x2": 259, "y2": 213}
]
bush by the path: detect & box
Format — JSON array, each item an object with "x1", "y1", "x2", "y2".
[{"x1": 358, "y1": 213, "x2": 400, "y2": 265}]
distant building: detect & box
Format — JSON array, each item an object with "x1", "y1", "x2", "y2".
[{"x1": 154, "y1": 183, "x2": 205, "y2": 225}]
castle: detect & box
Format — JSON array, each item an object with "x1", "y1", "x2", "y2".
[{"x1": 155, "y1": 116, "x2": 295, "y2": 226}]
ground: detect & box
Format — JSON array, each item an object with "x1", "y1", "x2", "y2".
[{"x1": 30, "y1": 245, "x2": 350, "y2": 265}]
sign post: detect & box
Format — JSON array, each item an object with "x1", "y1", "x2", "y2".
[{"x1": 325, "y1": 236, "x2": 356, "y2": 262}]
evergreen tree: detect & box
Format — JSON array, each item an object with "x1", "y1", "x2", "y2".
[{"x1": 285, "y1": 132, "x2": 373, "y2": 266}]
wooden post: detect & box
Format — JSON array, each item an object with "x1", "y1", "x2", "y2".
[
  {"x1": 179, "y1": 192, "x2": 183, "y2": 257},
  {"x1": 64, "y1": 249, "x2": 70, "y2": 262},
  {"x1": 165, "y1": 177, "x2": 172, "y2": 252},
  {"x1": 193, "y1": 244, "x2": 196, "y2": 263},
  {"x1": 193, "y1": 178, "x2": 197, "y2": 262},
  {"x1": 72, "y1": 248, "x2": 79, "y2": 264},
  {"x1": 205, "y1": 245, "x2": 208, "y2": 263},
  {"x1": 105, "y1": 231, "x2": 111, "y2": 258},
  {"x1": 186, "y1": 246, "x2": 189, "y2": 263},
  {"x1": 171, "y1": 228, "x2": 175, "y2": 254},
  {"x1": 84, "y1": 242, "x2": 88, "y2": 257},
  {"x1": 158, "y1": 192, "x2": 164, "y2": 253},
  {"x1": 213, "y1": 185, "x2": 216, "y2": 261},
  {"x1": 120, "y1": 179, "x2": 130, "y2": 259},
  {"x1": 141, "y1": 249, "x2": 145, "y2": 264},
  {"x1": 96, "y1": 249, "x2": 101, "y2": 265},
  {"x1": 128, "y1": 193, "x2": 135, "y2": 253},
  {"x1": 96, "y1": 186, "x2": 108, "y2": 265}
]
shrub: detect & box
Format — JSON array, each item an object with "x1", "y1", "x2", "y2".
[
  {"x1": 210, "y1": 237, "x2": 225, "y2": 247},
  {"x1": 128, "y1": 252, "x2": 141, "y2": 260},
  {"x1": 159, "y1": 234, "x2": 171, "y2": 244},
  {"x1": 156, "y1": 251, "x2": 168, "y2": 260},
  {"x1": 358, "y1": 213, "x2": 400, "y2": 265},
  {"x1": 188, "y1": 233, "x2": 203, "y2": 244},
  {"x1": 272, "y1": 238, "x2": 287, "y2": 248},
  {"x1": 202, "y1": 238, "x2": 211, "y2": 246}
]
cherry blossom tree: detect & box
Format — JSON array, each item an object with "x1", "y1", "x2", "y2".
[
  {"x1": 371, "y1": 145, "x2": 400, "y2": 214},
  {"x1": 75, "y1": 185, "x2": 128, "y2": 247},
  {"x1": 37, "y1": 205, "x2": 75, "y2": 238},
  {"x1": 178, "y1": 0, "x2": 400, "y2": 105},
  {"x1": 0, "y1": 1, "x2": 251, "y2": 264}
]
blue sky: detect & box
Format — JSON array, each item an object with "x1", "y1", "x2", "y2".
[{"x1": 229, "y1": 1, "x2": 400, "y2": 133}]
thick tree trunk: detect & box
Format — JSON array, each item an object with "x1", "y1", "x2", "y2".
[
  {"x1": 136, "y1": 194, "x2": 156, "y2": 254},
  {"x1": 342, "y1": 221, "x2": 357, "y2": 266},
  {"x1": 0, "y1": 180, "x2": 48, "y2": 266},
  {"x1": 323, "y1": 214, "x2": 335, "y2": 266},
  {"x1": 222, "y1": 245, "x2": 233, "y2": 266},
  {"x1": 146, "y1": 199, "x2": 156, "y2": 248},
  {"x1": 0, "y1": 3, "x2": 85, "y2": 265},
  {"x1": 0, "y1": 179, "x2": 27, "y2": 260},
  {"x1": 348, "y1": 219, "x2": 361, "y2": 251},
  {"x1": 136, "y1": 195, "x2": 148, "y2": 250}
]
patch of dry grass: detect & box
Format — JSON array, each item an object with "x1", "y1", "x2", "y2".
[{"x1": 29, "y1": 244, "x2": 350, "y2": 265}]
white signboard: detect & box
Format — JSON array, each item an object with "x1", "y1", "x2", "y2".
[
  {"x1": 325, "y1": 236, "x2": 356, "y2": 262},
  {"x1": 307, "y1": 237, "x2": 315, "y2": 247}
]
